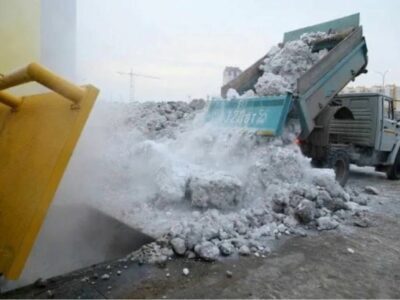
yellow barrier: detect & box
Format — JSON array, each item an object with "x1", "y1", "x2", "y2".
[{"x1": 0, "y1": 63, "x2": 99, "y2": 279}]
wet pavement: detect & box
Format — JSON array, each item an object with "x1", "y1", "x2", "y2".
[{"x1": 2, "y1": 167, "x2": 400, "y2": 299}]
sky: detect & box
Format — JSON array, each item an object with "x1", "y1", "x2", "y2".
[{"x1": 77, "y1": 0, "x2": 400, "y2": 102}]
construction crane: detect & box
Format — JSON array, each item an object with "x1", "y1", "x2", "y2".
[{"x1": 117, "y1": 68, "x2": 160, "y2": 101}]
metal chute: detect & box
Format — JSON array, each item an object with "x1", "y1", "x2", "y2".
[{"x1": 0, "y1": 63, "x2": 99, "y2": 279}]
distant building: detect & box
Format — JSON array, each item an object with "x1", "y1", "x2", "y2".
[
  {"x1": 223, "y1": 66, "x2": 242, "y2": 85},
  {"x1": 341, "y1": 85, "x2": 370, "y2": 94},
  {"x1": 342, "y1": 84, "x2": 400, "y2": 111},
  {"x1": 384, "y1": 84, "x2": 400, "y2": 101}
]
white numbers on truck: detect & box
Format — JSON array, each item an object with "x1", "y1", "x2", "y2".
[
  {"x1": 223, "y1": 108, "x2": 268, "y2": 127},
  {"x1": 256, "y1": 109, "x2": 268, "y2": 125}
]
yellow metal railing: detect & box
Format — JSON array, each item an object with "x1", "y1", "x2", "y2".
[
  {"x1": 0, "y1": 63, "x2": 85, "y2": 108},
  {"x1": 0, "y1": 90, "x2": 22, "y2": 109}
]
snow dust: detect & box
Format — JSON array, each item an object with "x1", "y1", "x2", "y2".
[
  {"x1": 59, "y1": 98, "x2": 370, "y2": 264},
  {"x1": 56, "y1": 32, "x2": 368, "y2": 264}
]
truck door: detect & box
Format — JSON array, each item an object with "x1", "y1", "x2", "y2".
[{"x1": 379, "y1": 97, "x2": 397, "y2": 151}]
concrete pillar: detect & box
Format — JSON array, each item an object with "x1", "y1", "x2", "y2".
[
  {"x1": 41, "y1": 0, "x2": 77, "y2": 81},
  {"x1": 0, "y1": 0, "x2": 77, "y2": 94},
  {"x1": 0, "y1": 0, "x2": 41, "y2": 94}
]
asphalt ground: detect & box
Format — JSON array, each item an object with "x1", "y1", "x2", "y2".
[{"x1": 2, "y1": 167, "x2": 400, "y2": 299}]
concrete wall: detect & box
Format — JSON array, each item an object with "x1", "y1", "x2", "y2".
[
  {"x1": 0, "y1": 0, "x2": 41, "y2": 94},
  {"x1": 41, "y1": 0, "x2": 77, "y2": 81},
  {"x1": 0, "y1": 0, "x2": 77, "y2": 94},
  {"x1": 0, "y1": 0, "x2": 41, "y2": 72}
]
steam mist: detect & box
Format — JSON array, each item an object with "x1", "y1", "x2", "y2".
[
  {"x1": 5, "y1": 101, "x2": 156, "y2": 289},
  {"x1": 11, "y1": 99, "x2": 207, "y2": 286},
  {"x1": 8, "y1": 95, "x2": 361, "y2": 289}
]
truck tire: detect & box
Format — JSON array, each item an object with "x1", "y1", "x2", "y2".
[
  {"x1": 386, "y1": 150, "x2": 400, "y2": 180},
  {"x1": 327, "y1": 149, "x2": 350, "y2": 186}
]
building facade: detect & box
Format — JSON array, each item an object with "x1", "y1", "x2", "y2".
[
  {"x1": 342, "y1": 84, "x2": 400, "y2": 111},
  {"x1": 223, "y1": 66, "x2": 242, "y2": 85}
]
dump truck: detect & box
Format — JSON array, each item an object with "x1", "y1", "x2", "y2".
[
  {"x1": 0, "y1": 12, "x2": 395, "y2": 285},
  {"x1": 208, "y1": 13, "x2": 399, "y2": 186}
]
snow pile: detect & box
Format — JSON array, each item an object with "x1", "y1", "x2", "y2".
[
  {"x1": 125, "y1": 129, "x2": 367, "y2": 263},
  {"x1": 122, "y1": 99, "x2": 206, "y2": 139},
  {"x1": 75, "y1": 101, "x2": 369, "y2": 264},
  {"x1": 64, "y1": 34, "x2": 361, "y2": 266},
  {"x1": 255, "y1": 72, "x2": 292, "y2": 96},
  {"x1": 229, "y1": 32, "x2": 331, "y2": 98}
]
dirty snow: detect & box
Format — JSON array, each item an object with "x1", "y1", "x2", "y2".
[
  {"x1": 71, "y1": 99, "x2": 370, "y2": 265},
  {"x1": 228, "y1": 32, "x2": 331, "y2": 98},
  {"x1": 60, "y1": 32, "x2": 368, "y2": 265}
]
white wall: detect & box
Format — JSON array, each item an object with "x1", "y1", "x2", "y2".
[{"x1": 41, "y1": 0, "x2": 77, "y2": 81}]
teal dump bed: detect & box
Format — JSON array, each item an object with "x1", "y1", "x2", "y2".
[
  {"x1": 206, "y1": 95, "x2": 292, "y2": 136},
  {"x1": 212, "y1": 13, "x2": 368, "y2": 139}
]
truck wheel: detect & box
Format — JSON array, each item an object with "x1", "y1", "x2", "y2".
[
  {"x1": 327, "y1": 150, "x2": 350, "y2": 186},
  {"x1": 387, "y1": 151, "x2": 400, "y2": 180}
]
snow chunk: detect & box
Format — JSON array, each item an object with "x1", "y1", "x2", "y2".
[
  {"x1": 255, "y1": 72, "x2": 291, "y2": 96},
  {"x1": 364, "y1": 186, "x2": 379, "y2": 195},
  {"x1": 170, "y1": 238, "x2": 186, "y2": 256},
  {"x1": 317, "y1": 216, "x2": 339, "y2": 231},
  {"x1": 186, "y1": 171, "x2": 242, "y2": 209},
  {"x1": 194, "y1": 241, "x2": 220, "y2": 261}
]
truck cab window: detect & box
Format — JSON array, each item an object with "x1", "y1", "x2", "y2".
[{"x1": 384, "y1": 98, "x2": 394, "y2": 119}]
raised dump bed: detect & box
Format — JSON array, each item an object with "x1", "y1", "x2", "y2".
[{"x1": 209, "y1": 13, "x2": 368, "y2": 139}]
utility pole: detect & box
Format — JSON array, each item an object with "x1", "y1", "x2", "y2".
[
  {"x1": 118, "y1": 68, "x2": 160, "y2": 101},
  {"x1": 375, "y1": 69, "x2": 390, "y2": 94}
]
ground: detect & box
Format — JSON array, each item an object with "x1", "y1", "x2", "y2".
[{"x1": 2, "y1": 167, "x2": 400, "y2": 299}]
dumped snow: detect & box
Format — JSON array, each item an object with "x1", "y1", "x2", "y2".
[
  {"x1": 187, "y1": 171, "x2": 242, "y2": 210},
  {"x1": 122, "y1": 99, "x2": 206, "y2": 139},
  {"x1": 254, "y1": 72, "x2": 291, "y2": 96},
  {"x1": 228, "y1": 32, "x2": 331, "y2": 98},
  {"x1": 60, "y1": 32, "x2": 367, "y2": 265},
  {"x1": 67, "y1": 99, "x2": 370, "y2": 265}
]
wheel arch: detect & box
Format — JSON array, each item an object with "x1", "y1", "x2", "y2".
[{"x1": 387, "y1": 141, "x2": 400, "y2": 165}]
